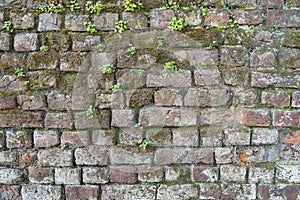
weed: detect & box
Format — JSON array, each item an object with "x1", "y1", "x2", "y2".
[
  {"x1": 169, "y1": 17, "x2": 188, "y2": 31},
  {"x1": 137, "y1": 69, "x2": 144, "y2": 76},
  {"x1": 164, "y1": 61, "x2": 178, "y2": 71},
  {"x1": 115, "y1": 20, "x2": 127, "y2": 33},
  {"x1": 60, "y1": 143, "x2": 69, "y2": 149},
  {"x1": 86, "y1": 105, "x2": 95, "y2": 119},
  {"x1": 111, "y1": 84, "x2": 122, "y2": 92},
  {"x1": 40, "y1": 45, "x2": 49, "y2": 52},
  {"x1": 229, "y1": 15, "x2": 238, "y2": 28},
  {"x1": 123, "y1": 0, "x2": 143, "y2": 12},
  {"x1": 21, "y1": 7, "x2": 27, "y2": 12},
  {"x1": 101, "y1": 64, "x2": 115, "y2": 74},
  {"x1": 84, "y1": 21, "x2": 97, "y2": 34},
  {"x1": 38, "y1": 2, "x2": 65, "y2": 14},
  {"x1": 15, "y1": 68, "x2": 25, "y2": 78},
  {"x1": 127, "y1": 45, "x2": 136, "y2": 55},
  {"x1": 69, "y1": 0, "x2": 81, "y2": 12},
  {"x1": 201, "y1": 8, "x2": 207, "y2": 17},
  {"x1": 85, "y1": 1, "x2": 105, "y2": 15},
  {"x1": 3, "y1": 21, "x2": 14, "y2": 32},
  {"x1": 138, "y1": 138, "x2": 149, "y2": 150},
  {"x1": 198, "y1": 62, "x2": 207, "y2": 69},
  {"x1": 166, "y1": 0, "x2": 180, "y2": 9}
]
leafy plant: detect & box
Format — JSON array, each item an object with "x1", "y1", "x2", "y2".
[
  {"x1": 3, "y1": 21, "x2": 14, "y2": 32},
  {"x1": 137, "y1": 69, "x2": 144, "y2": 76},
  {"x1": 164, "y1": 61, "x2": 178, "y2": 71},
  {"x1": 84, "y1": 21, "x2": 97, "y2": 34},
  {"x1": 111, "y1": 84, "x2": 122, "y2": 92},
  {"x1": 127, "y1": 45, "x2": 136, "y2": 55},
  {"x1": 123, "y1": 0, "x2": 143, "y2": 12},
  {"x1": 15, "y1": 68, "x2": 25, "y2": 77},
  {"x1": 38, "y1": 2, "x2": 65, "y2": 14},
  {"x1": 138, "y1": 138, "x2": 149, "y2": 150},
  {"x1": 69, "y1": 0, "x2": 81, "y2": 12},
  {"x1": 166, "y1": 0, "x2": 180, "y2": 9},
  {"x1": 60, "y1": 143, "x2": 69, "y2": 149},
  {"x1": 115, "y1": 20, "x2": 127, "y2": 33},
  {"x1": 40, "y1": 45, "x2": 49, "y2": 52},
  {"x1": 85, "y1": 105, "x2": 95, "y2": 119},
  {"x1": 23, "y1": 80, "x2": 30, "y2": 86},
  {"x1": 201, "y1": 8, "x2": 207, "y2": 17},
  {"x1": 85, "y1": 1, "x2": 105, "y2": 15},
  {"x1": 21, "y1": 7, "x2": 27, "y2": 12},
  {"x1": 101, "y1": 64, "x2": 115, "y2": 74},
  {"x1": 169, "y1": 17, "x2": 188, "y2": 31}
]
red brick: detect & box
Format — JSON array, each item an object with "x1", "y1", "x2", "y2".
[
  {"x1": 34, "y1": 130, "x2": 59, "y2": 148},
  {"x1": 273, "y1": 110, "x2": 299, "y2": 127},
  {"x1": 45, "y1": 113, "x2": 73, "y2": 128},
  {"x1": 234, "y1": 10, "x2": 263, "y2": 25},
  {"x1": 61, "y1": 131, "x2": 89, "y2": 147},
  {"x1": 28, "y1": 167, "x2": 54, "y2": 184},
  {"x1": 204, "y1": 10, "x2": 230, "y2": 27},
  {"x1": 281, "y1": 130, "x2": 300, "y2": 144},
  {"x1": 259, "y1": 184, "x2": 300, "y2": 200},
  {"x1": 261, "y1": 91, "x2": 290, "y2": 107},
  {"x1": 109, "y1": 166, "x2": 137, "y2": 183},
  {"x1": 192, "y1": 166, "x2": 218, "y2": 182},
  {"x1": 0, "y1": 112, "x2": 43, "y2": 128},
  {"x1": 0, "y1": 95, "x2": 16, "y2": 110},
  {"x1": 278, "y1": 48, "x2": 300, "y2": 69},
  {"x1": 18, "y1": 150, "x2": 37, "y2": 167},
  {"x1": 165, "y1": 165, "x2": 191, "y2": 181},
  {"x1": 267, "y1": 10, "x2": 300, "y2": 28},
  {"x1": 65, "y1": 185, "x2": 99, "y2": 200},
  {"x1": 242, "y1": 109, "x2": 271, "y2": 126}
]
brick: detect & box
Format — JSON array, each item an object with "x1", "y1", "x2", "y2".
[
  {"x1": 0, "y1": 151, "x2": 17, "y2": 165},
  {"x1": 111, "y1": 109, "x2": 136, "y2": 127},
  {"x1": 237, "y1": 146, "x2": 265, "y2": 163},
  {"x1": 0, "y1": 131, "x2": 4, "y2": 148},
  {"x1": 38, "y1": 13, "x2": 62, "y2": 31},
  {"x1": 242, "y1": 108, "x2": 271, "y2": 126},
  {"x1": 17, "y1": 95, "x2": 46, "y2": 110},
  {"x1": 220, "y1": 46, "x2": 247, "y2": 66},
  {"x1": 0, "y1": 95, "x2": 16, "y2": 110},
  {"x1": 27, "y1": 51, "x2": 58, "y2": 70},
  {"x1": 17, "y1": 150, "x2": 36, "y2": 168},
  {"x1": 194, "y1": 67, "x2": 221, "y2": 86},
  {"x1": 157, "y1": 184, "x2": 198, "y2": 200},
  {"x1": 221, "y1": 67, "x2": 249, "y2": 86},
  {"x1": 65, "y1": 185, "x2": 99, "y2": 200},
  {"x1": 39, "y1": 32, "x2": 70, "y2": 51},
  {"x1": 0, "y1": 32, "x2": 10, "y2": 51},
  {"x1": 259, "y1": 184, "x2": 300, "y2": 200},
  {"x1": 61, "y1": 131, "x2": 89, "y2": 147},
  {"x1": 96, "y1": 91, "x2": 124, "y2": 109},
  {"x1": 6, "y1": 130, "x2": 32, "y2": 148},
  {"x1": 281, "y1": 130, "x2": 300, "y2": 144},
  {"x1": 192, "y1": 166, "x2": 218, "y2": 182},
  {"x1": 60, "y1": 52, "x2": 83, "y2": 72},
  {"x1": 110, "y1": 147, "x2": 152, "y2": 165},
  {"x1": 260, "y1": 0, "x2": 284, "y2": 8},
  {"x1": 248, "y1": 167, "x2": 274, "y2": 183},
  {"x1": 122, "y1": 12, "x2": 148, "y2": 29},
  {"x1": 0, "y1": 75, "x2": 26, "y2": 91},
  {"x1": 199, "y1": 183, "x2": 221, "y2": 199},
  {"x1": 139, "y1": 107, "x2": 197, "y2": 127},
  {"x1": 28, "y1": 71, "x2": 57, "y2": 90},
  {"x1": 74, "y1": 111, "x2": 110, "y2": 129},
  {"x1": 288, "y1": 0, "x2": 300, "y2": 7},
  {"x1": 65, "y1": 14, "x2": 88, "y2": 31},
  {"x1": 10, "y1": 12, "x2": 34, "y2": 29},
  {"x1": 33, "y1": 130, "x2": 59, "y2": 148},
  {"x1": 221, "y1": 184, "x2": 256, "y2": 200},
  {"x1": 165, "y1": 165, "x2": 191, "y2": 181},
  {"x1": 172, "y1": 127, "x2": 199, "y2": 146},
  {"x1": 0, "y1": 168, "x2": 23, "y2": 184},
  {"x1": 38, "y1": 148, "x2": 73, "y2": 167},
  {"x1": 146, "y1": 128, "x2": 172, "y2": 146},
  {"x1": 267, "y1": 10, "x2": 300, "y2": 28},
  {"x1": 229, "y1": 0, "x2": 256, "y2": 6},
  {"x1": 283, "y1": 30, "x2": 300, "y2": 48},
  {"x1": 75, "y1": 145, "x2": 108, "y2": 166},
  {"x1": 119, "y1": 127, "x2": 143, "y2": 146},
  {"x1": 174, "y1": 49, "x2": 219, "y2": 67},
  {"x1": 55, "y1": 168, "x2": 80, "y2": 185},
  {"x1": 28, "y1": 167, "x2": 54, "y2": 184},
  {"x1": 71, "y1": 34, "x2": 101, "y2": 51},
  {"x1": 47, "y1": 91, "x2": 72, "y2": 110},
  {"x1": 279, "y1": 48, "x2": 300, "y2": 69},
  {"x1": 220, "y1": 165, "x2": 247, "y2": 182},
  {"x1": 14, "y1": 33, "x2": 38, "y2": 52},
  {"x1": 276, "y1": 165, "x2": 300, "y2": 183},
  {"x1": 150, "y1": 9, "x2": 174, "y2": 29},
  {"x1": 82, "y1": 167, "x2": 109, "y2": 184},
  {"x1": 94, "y1": 12, "x2": 118, "y2": 31},
  {"x1": 292, "y1": 92, "x2": 300, "y2": 107},
  {"x1": 45, "y1": 113, "x2": 73, "y2": 129},
  {"x1": 155, "y1": 88, "x2": 183, "y2": 106},
  {"x1": 261, "y1": 91, "x2": 290, "y2": 107},
  {"x1": 215, "y1": 147, "x2": 233, "y2": 164},
  {"x1": 200, "y1": 126, "x2": 223, "y2": 147},
  {"x1": 138, "y1": 166, "x2": 163, "y2": 182},
  {"x1": 250, "y1": 48, "x2": 276, "y2": 68},
  {"x1": 92, "y1": 130, "x2": 115, "y2": 146},
  {"x1": 234, "y1": 88, "x2": 258, "y2": 105},
  {"x1": 224, "y1": 126, "x2": 251, "y2": 145},
  {"x1": 101, "y1": 184, "x2": 156, "y2": 200},
  {"x1": 21, "y1": 185, "x2": 62, "y2": 200},
  {"x1": 0, "y1": 185, "x2": 21, "y2": 200},
  {"x1": 234, "y1": 10, "x2": 263, "y2": 25},
  {"x1": 109, "y1": 166, "x2": 137, "y2": 183},
  {"x1": 252, "y1": 128, "x2": 278, "y2": 145},
  {"x1": 204, "y1": 10, "x2": 229, "y2": 27},
  {"x1": 116, "y1": 69, "x2": 146, "y2": 89},
  {"x1": 147, "y1": 69, "x2": 192, "y2": 88},
  {"x1": 273, "y1": 110, "x2": 299, "y2": 127},
  {"x1": 126, "y1": 89, "x2": 153, "y2": 108},
  {"x1": 200, "y1": 108, "x2": 240, "y2": 126}
]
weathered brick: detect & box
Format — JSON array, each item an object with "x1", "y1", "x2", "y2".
[
  {"x1": 110, "y1": 147, "x2": 152, "y2": 165},
  {"x1": 28, "y1": 71, "x2": 57, "y2": 90},
  {"x1": 65, "y1": 185, "x2": 99, "y2": 200},
  {"x1": 65, "y1": 14, "x2": 88, "y2": 31},
  {"x1": 281, "y1": 130, "x2": 300, "y2": 144},
  {"x1": 273, "y1": 110, "x2": 299, "y2": 127},
  {"x1": 279, "y1": 48, "x2": 300, "y2": 69},
  {"x1": 250, "y1": 48, "x2": 276, "y2": 68},
  {"x1": 94, "y1": 12, "x2": 118, "y2": 31},
  {"x1": 157, "y1": 184, "x2": 198, "y2": 200},
  {"x1": 199, "y1": 183, "x2": 221, "y2": 199},
  {"x1": 138, "y1": 166, "x2": 163, "y2": 182},
  {"x1": 237, "y1": 146, "x2": 265, "y2": 163},
  {"x1": 71, "y1": 34, "x2": 101, "y2": 51},
  {"x1": 122, "y1": 12, "x2": 148, "y2": 29},
  {"x1": 21, "y1": 185, "x2": 62, "y2": 200},
  {"x1": 0, "y1": 75, "x2": 26, "y2": 91},
  {"x1": 96, "y1": 91, "x2": 124, "y2": 109},
  {"x1": 47, "y1": 91, "x2": 72, "y2": 110},
  {"x1": 242, "y1": 108, "x2": 271, "y2": 126},
  {"x1": 101, "y1": 184, "x2": 156, "y2": 200},
  {"x1": 111, "y1": 109, "x2": 136, "y2": 127},
  {"x1": 0, "y1": 151, "x2": 17, "y2": 165},
  {"x1": 200, "y1": 126, "x2": 223, "y2": 147},
  {"x1": 0, "y1": 95, "x2": 16, "y2": 110},
  {"x1": 194, "y1": 67, "x2": 221, "y2": 86},
  {"x1": 155, "y1": 88, "x2": 183, "y2": 106},
  {"x1": 165, "y1": 165, "x2": 191, "y2": 181},
  {"x1": 33, "y1": 130, "x2": 59, "y2": 148},
  {"x1": 0, "y1": 33, "x2": 10, "y2": 51},
  {"x1": 117, "y1": 69, "x2": 146, "y2": 89},
  {"x1": 45, "y1": 113, "x2": 73, "y2": 128},
  {"x1": 10, "y1": 12, "x2": 34, "y2": 29},
  {"x1": 139, "y1": 107, "x2": 197, "y2": 127},
  {"x1": 38, "y1": 13, "x2": 62, "y2": 31},
  {"x1": 14, "y1": 33, "x2": 38, "y2": 52},
  {"x1": 174, "y1": 49, "x2": 219, "y2": 67},
  {"x1": 252, "y1": 128, "x2": 278, "y2": 145},
  {"x1": 220, "y1": 46, "x2": 247, "y2": 66},
  {"x1": 91, "y1": 130, "x2": 115, "y2": 146},
  {"x1": 27, "y1": 51, "x2": 58, "y2": 70},
  {"x1": 204, "y1": 10, "x2": 229, "y2": 27},
  {"x1": 17, "y1": 95, "x2": 46, "y2": 110},
  {"x1": 229, "y1": 0, "x2": 256, "y2": 6},
  {"x1": 292, "y1": 91, "x2": 300, "y2": 107},
  {"x1": 126, "y1": 89, "x2": 153, "y2": 108},
  {"x1": 287, "y1": 0, "x2": 300, "y2": 7},
  {"x1": 82, "y1": 167, "x2": 109, "y2": 184},
  {"x1": 276, "y1": 165, "x2": 300, "y2": 183},
  {"x1": 248, "y1": 167, "x2": 274, "y2": 183},
  {"x1": 0, "y1": 168, "x2": 23, "y2": 184},
  {"x1": 38, "y1": 148, "x2": 73, "y2": 167},
  {"x1": 192, "y1": 166, "x2": 218, "y2": 182},
  {"x1": 109, "y1": 166, "x2": 137, "y2": 183},
  {"x1": 200, "y1": 108, "x2": 240, "y2": 126},
  {"x1": 55, "y1": 168, "x2": 81, "y2": 185},
  {"x1": 221, "y1": 184, "x2": 256, "y2": 200},
  {"x1": 172, "y1": 127, "x2": 199, "y2": 146},
  {"x1": 28, "y1": 167, "x2": 54, "y2": 184},
  {"x1": 39, "y1": 32, "x2": 70, "y2": 51},
  {"x1": 150, "y1": 9, "x2": 174, "y2": 29},
  {"x1": 6, "y1": 130, "x2": 32, "y2": 148},
  {"x1": 119, "y1": 127, "x2": 143, "y2": 146},
  {"x1": 260, "y1": 0, "x2": 284, "y2": 8},
  {"x1": 146, "y1": 128, "x2": 172, "y2": 146},
  {"x1": 259, "y1": 184, "x2": 300, "y2": 200},
  {"x1": 0, "y1": 185, "x2": 21, "y2": 200},
  {"x1": 215, "y1": 147, "x2": 233, "y2": 164},
  {"x1": 220, "y1": 165, "x2": 247, "y2": 182},
  {"x1": 283, "y1": 30, "x2": 300, "y2": 48},
  {"x1": 18, "y1": 150, "x2": 37, "y2": 168},
  {"x1": 261, "y1": 91, "x2": 290, "y2": 107},
  {"x1": 60, "y1": 52, "x2": 83, "y2": 72},
  {"x1": 75, "y1": 145, "x2": 108, "y2": 166},
  {"x1": 267, "y1": 10, "x2": 300, "y2": 28},
  {"x1": 74, "y1": 111, "x2": 110, "y2": 129},
  {"x1": 224, "y1": 126, "x2": 251, "y2": 145},
  {"x1": 234, "y1": 10, "x2": 263, "y2": 25},
  {"x1": 61, "y1": 131, "x2": 89, "y2": 147}
]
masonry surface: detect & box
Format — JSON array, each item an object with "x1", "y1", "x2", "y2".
[{"x1": 0, "y1": 0, "x2": 299, "y2": 199}]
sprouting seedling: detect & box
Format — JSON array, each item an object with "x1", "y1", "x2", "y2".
[
  {"x1": 137, "y1": 69, "x2": 144, "y2": 76},
  {"x1": 127, "y1": 44, "x2": 136, "y2": 55},
  {"x1": 138, "y1": 138, "x2": 148, "y2": 149},
  {"x1": 40, "y1": 45, "x2": 49, "y2": 52},
  {"x1": 3, "y1": 21, "x2": 14, "y2": 32},
  {"x1": 123, "y1": 0, "x2": 143, "y2": 12},
  {"x1": 115, "y1": 20, "x2": 127, "y2": 33},
  {"x1": 101, "y1": 64, "x2": 115, "y2": 74},
  {"x1": 15, "y1": 68, "x2": 25, "y2": 77},
  {"x1": 84, "y1": 21, "x2": 97, "y2": 34},
  {"x1": 111, "y1": 84, "x2": 122, "y2": 92},
  {"x1": 164, "y1": 61, "x2": 178, "y2": 71},
  {"x1": 85, "y1": 105, "x2": 95, "y2": 119},
  {"x1": 85, "y1": 1, "x2": 105, "y2": 15},
  {"x1": 169, "y1": 17, "x2": 188, "y2": 31}
]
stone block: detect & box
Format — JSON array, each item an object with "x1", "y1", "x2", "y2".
[
  {"x1": 65, "y1": 185, "x2": 99, "y2": 200},
  {"x1": 122, "y1": 12, "x2": 148, "y2": 29},
  {"x1": 252, "y1": 128, "x2": 278, "y2": 145},
  {"x1": 0, "y1": 168, "x2": 23, "y2": 184},
  {"x1": 234, "y1": 10, "x2": 263, "y2": 25},
  {"x1": 55, "y1": 168, "x2": 81, "y2": 185},
  {"x1": 94, "y1": 13, "x2": 118, "y2": 31},
  {"x1": 150, "y1": 9, "x2": 174, "y2": 29},
  {"x1": 220, "y1": 165, "x2": 247, "y2": 182},
  {"x1": 10, "y1": 12, "x2": 34, "y2": 29},
  {"x1": 82, "y1": 167, "x2": 109, "y2": 184},
  {"x1": 38, "y1": 13, "x2": 62, "y2": 31},
  {"x1": 261, "y1": 91, "x2": 290, "y2": 107},
  {"x1": 109, "y1": 166, "x2": 137, "y2": 183},
  {"x1": 38, "y1": 148, "x2": 73, "y2": 167},
  {"x1": 215, "y1": 147, "x2": 233, "y2": 164},
  {"x1": 0, "y1": 33, "x2": 10, "y2": 51},
  {"x1": 146, "y1": 128, "x2": 172, "y2": 146},
  {"x1": 65, "y1": 14, "x2": 89, "y2": 31},
  {"x1": 110, "y1": 147, "x2": 152, "y2": 165},
  {"x1": 71, "y1": 34, "x2": 101, "y2": 51},
  {"x1": 157, "y1": 184, "x2": 198, "y2": 200},
  {"x1": 61, "y1": 131, "x2": 89, "y2": 147},
  {"x1": 267, "y1": 10, "x2": 300, "y2": 28},
  {"x1": 292, "y1": 91, "x2": 300, "y2": 107},
  {"x1": 74, "y1": 111, "x2": 110, "y2": 129},
  {"x1": 34, "y1": 130, "x2": 59, "y2": 148},
  {"x1": 138, "y1": 166, "x2": 163, "y2": 182},
  {"x1": 17, "y1": 95, "x2": 46, "y2": 110},
  {"x1": 276, "y1": 165, "x2": 300, "y2": 183},
  {"x1": 248, "y1": 167, "x2": 274, "y2": 183},
  {"x1": 273, "y1": 110, "x2": 299, "y2": 127},
  {"x1": 172, "y1": 127, "x2": 199, "y2": 146},
  {"x1": 224, "y1": 126, "x2": 251, "y2": 145},
  {"x1": 6, "y1": 130, "x2": 32, "y2": 148},
  {"x1": 192, "y1": 166, "x2": 218, "y2": 182},
  {"x1": 220, "y1": 46, "x2": 247, "y2": 66},
  {"x1": 75, "y1": 145, "x2": 108, "y2": 166},
  {"x1": 47, "y1": 91, "x2": 72, "y2": 111},
  {"x1": 28, "y1": 167, "x2": 54, "y2": 184},
  {"x1": 14, "y1": 33, "x2": 38, "y2": 52},
  {"x1": 27, "y1": 51, "x2": 58, "y2": 70},
  {"x1": 204, "y1": 10, "x2": 229, "y2": 26},
  {"x1": 45, "y1": 113, "x2": 73, "y2": 129},
  {"x1": 111, "y1": 109, "x2": 136, "y2": 127},
  {"x1": 242, "y1": 108, "x2": 271, "y2": 126},
  {"x1": 0, "y1": 185, "x2": 21, "y2": 200},
  {"x1": 165, "y1": 165, "x2": 191, "y2": 182},
  {"x1": 21, "y1": 185, "x2": 62, "y2": 200},
  {"x1": 92, "y1": 130, "x2": 115, "y2": 146},
  {"x1": 155, "y1": 88, "x2": 183, "y2": 106}
]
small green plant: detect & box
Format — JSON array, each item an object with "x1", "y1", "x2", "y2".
[
  {"x1": 127, "y1": 45, "x2": 136, "y2": 55},
  {"x1": 123, "y1": 0, "x2": 143, "y2": 12},
  {"x1": 69, "y1": 0, "x2": 81, "y2": 12},
  {"x1": 111, "y1": 84, "x2": 122, "y2": 92},
  {"x1": 166, "y1": 0, "x2": 180, "y2": 9},
  {"x1": 115, "y1": 20, "x2": 127, "y2": 33},
  {"x1": 138, "y1": 138, "x2": 149, "y2": 150},
  {"x1": 85, "y1": 105, "x2": 95, "y2": 119},
  {"x1": 84, "y1": 21, "x2": 97, "y2": 34},
  {"x1": 169, "y1": 17, "x2": 188, "y2": 31},
  {"x1": 21, "y1": 7, "x2": 27, "y2": 12},
  {"x1": 15, "y1": 68, "x2": 25, "y2": 77},
  {"x1": 38, "y1": 2, "x2": 65, "y2": 14},
  {"x1": 101, "y1": 64, "x2": 115, "y2": 74},
  {"x1": 23, "y1": 80, "x2": 30, "y2": 86},
  {"x1": 3, "y1": 21, "x2": 14, "y2": 32},
  {"x1": 60, "y1": 143, "x2": 69, "y2": 149},
  {"x1": 201, "y1": 8, "x2": 207, "y2": 17},
  {"x1": 40, "y1": 45, "x2": 49, "y2": 52},
  {"x1": 137, "y1": 69, "x2": 144, "y2": 76},
  {"x1": 229, "y1": 15, "x2": 238, "y2": 28},
  {"x1": 164, "y1": 61, "x2": 178, "y2": 71},
  {"x1": 85, "y1": 1, "x2": 105, "y2": 15}
]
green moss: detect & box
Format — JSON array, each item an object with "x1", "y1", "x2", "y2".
[{"x1": 185, "y1": 28, "x2": 222, "y2": 47}]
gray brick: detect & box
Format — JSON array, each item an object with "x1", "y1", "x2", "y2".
[
  {"x1": 215, "y1": 147, "x2": 233, "y2": 164},
  {"x1": 249, "y1": 167, "x2": 274, "y2": 183},
  {"x1": 94, "y1": 13, "x2": 118, "y2": 31},
  {"x1": 72, "y1": 34, "x2": 101, "y2": 51},
  {"x1": 172, "y1": 127, "x2": 199, "y2": 146},
  {"x1": 65, "y1": 14, "x2": 89, "y2": 31},
  {"x1": 0, "y1": 151, "x2": 17, "y2": 165},
  {"x1": 110, "y1": 147, "x2": 152, "y2": 165},
  {"x1": 220, "y1": 165, "x2": 247, "y2": 183},
  {"x1": 276, "y1": 165, "x2": 300, "y2": 183},
  {"x1": 6, "y1": 130, "x2": 32, "y2": 148},
  {"x1": 0, "y1": 168, "x2": 23, "y2": 184},
  {"x1": 111, "y1": 109, "x2": 136, "y2": 127},
  {"x1": 34, "y1": 130, "x2": 59, "y2": 148},
  {"x1": 38, "y1": 13, "x2": 61, "y2": 31},
  {"x1": 150, "y1": 9, "x2": 174, "y2": 29},
  {"x1": 38, "y1": 148, "x2": 73, "y2": 167},
  {"x1": 82, "y1": 167, "x2": 109, "y2": 184},
  {"x1": 75, "y1": 145, "x2": 108, "y2": 166},
  {"x1": 0, "y1": 33, "x2": 10, "y2": 51},
  {"x1": 157, "y1": 184, "x2": 198, "y2": 200},
  {"x1": 14, "y1": 33, "x2": 38, "y2": 52},
  {"x1": 10, "y1": 12, "x2": 34, "y2": 29},
  {"x1": 55, "y1": 168, "x2": 81, "y2": 185},
  {"x1": 21, "y1": 185, "x2": 62, "y2": 200},
  {"x1": 45, "y1": 113, "x2": 73, "y2": 129},
  {"x1": 122, "y1": 12, "x2": 148, "y2": 29},
  {"x1": 17, "y1": 95, "x2": 46, "y2": 110},
  {"x1": 224, "y1": 126, "x2": 251, "y2": 146},
  {"x1": 252, "y1": 128, "x2": 278, "y2": 145}
]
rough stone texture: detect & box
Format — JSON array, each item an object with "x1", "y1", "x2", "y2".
[
  {"x1": 267, "y1": 10, "x2": 300, "y2": 27},
  {"x1": 0, "y1": 185, "x2": 21, "y2": 200},
  {"x1": 147, "y1": 70, "x2": 192, "y2": 88},
  {"x1": 150, "y1": 9, "x2": 174, "y2": 29},
  {"x1": 33, "y1": 130, "x2": 59, "y2": 148},
  {"x1": 192, "y1": 166, "x2": 218, "y2": 182},
  {"x1": 259, "y1": 184, "x2": 300, "y2": 200},
  {"x1": 194, "y1": 67, "x2": 221, "y2": 86},
  {"x1": 14, "y1": 33, "x2": 38, "y2": 52},
  {"x1": 204, "y1": 10, "x2": 230, "y2": 27},
  {"x1": 55, "y1": 168, "x2": 81, "y2": 185},
  {"x1": 220, "y1": 46, "x2": 247, "y2": 66},
  {"x1": 215, "y1": 147, "x2": 233, "y2": 164},
  {"x1": 110, "y1": 147, "x2": 152, "y2": 165},
  {"x1": 65, "y1": 14, "x2": 89, "y2": 31},
  {"x1": 65, "y1": 185, "x2": 99, "y2": 200},
  {"x1": 82, "y1": 167, "x2": 109, "y2": 184},
  {"x1": 72, "y1": 35, "x2": 101, "y2": 51},
  {"x1": 61, "y1": 131, "x2": 89, "y2": 147},
  {"x1": 252, "y1": 128, "x2": 278, "y2": 145},
  {"x1": 38, "y1": 148, "x2": 73, "y2": 167},
  {"x1": 0, "y1": 33, "x2": 11, "y2": 51},
  {"x1": 94, "y1": 13, "x2": 118, "y2": 31},
  {"x1": 261, "y1": 90, "x2": 290, "y2": 107},
  {"x1": 292, "y1": 91, "x2": 300, "y2": 107},
  {"x1": 278, "y1": 48, "x2": 300, "y2": 68},
  {"x1": 74, "y1": 111, "x2": 110, "y2": 129},
  {"x1": 155, "y1": 88, "x2": 183, "y2": 106},
  {"x1": 17, "y1": 95, "x2": 46, "y2": 110},
  {"x1": 234, "y1": 10, "x2": 263, "y2": 25},
  {"x1": 45, "y1": 113, "x2": 73, "y2": 129},
  {"x1": 21, "y1": 185, "x2": 62, "y2": 200},
  {"x1": 109, "y1": 166, "x2": 137, "y2": 183},
  {"x1": 242, "y1": 109, "x2": 271, "y2": 127},
  {"x1": 119, "y1": 128, "x2": 143, "y2": 146},
  {"x1": 276, "y1": 165, "x2": 300, "y2": 183},
  {"x1": 220, "y1": 165, "x2": 247, "y2": 182},
  {"x1": 138, "y1": 166, "x2": 163, "y2": 182},
  {"x1": 10, "y1": 12, "x2": 34, "y2": 29},
  {"x1": 0, "y1": 168, "x2": 23, "y2": 184},
  {"x1": 248, "y1": 167, "x2": 274, "y2": 183},
  {"x1": 157, "y1": 184, "x2": 198, "y2": 200},
  {"x1": 28, "y1": 167, "x2": 54, "y2": 184},
  {"x1": 47, "y1": 91, "x2": 72, "y2": 110},
  {"x1": 172, "y1": 127, "x2": 199, "y2": 146},
  {"x1": 250, "y1": 48, "x2": 276, "y2": 68},
  {"x1": 75, "y1": 145, "x2": 108, "y2": 166},
  {"x1": 38, "y1": 13, "x2": 62, "y2": 31},
  {"x1": 27, "y1": 51, "x2": 58, "y2": 70},
  {"x1": 224, "y1": 126, "x2": 251, "y2": 146},
  {"x1": 146, "y1": 128, "x2": 172, "y2": 146},
  {"x1": 111, "y1": 109, "x2": 136, "y2": 127},
  {"x1": 281, "y1": 130, "x2": 300, "y2": 144},
  {"x1": 0, "y1": 151, "x2": 17, "y2": 165},
  {"x1": 6, "y1": 130, "x2": 32, "y2": 148},
  {"x1": 122, "y1": 12, "x2": 148, "y2": 30},
  {"x1": 273, "y1": 110, "x2": 299, "y2": 127},
  {"x1": 165, "y1": 165, "x2": 191, "y2": 181},
  {"x1": 92, "y1": 130, "x2": 115, "y2": 146}
]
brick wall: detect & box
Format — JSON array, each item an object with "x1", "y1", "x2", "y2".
[{"x1": 0, "y1": 0, "x2": 299, "y2": 199}]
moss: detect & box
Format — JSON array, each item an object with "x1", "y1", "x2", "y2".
[
  {"x1": 185, "y1": 28, "x2": 222, "y2": 47},
  {"x1": 58, "y1": 73, "x2": 77, "y2": 93}
]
